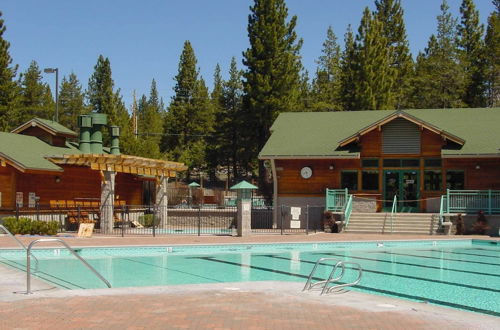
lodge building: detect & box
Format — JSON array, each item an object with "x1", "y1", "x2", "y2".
[
  {"x1": 259, "y1": 108, "x2": 500, "y2": 214},
  {"x1": 0, "y1": 114, "x2": 186, "y2": 233}
]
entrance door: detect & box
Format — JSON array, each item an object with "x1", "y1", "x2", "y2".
[{"x1": 384, "y1": 170, "x2": 419, "y2": 212}]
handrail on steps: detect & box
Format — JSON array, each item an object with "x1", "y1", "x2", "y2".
[
  {"x1": 390, "y1": 195, "x2": 397, "y2": 233},
  {"x1": 343, "y1": 195, "x2": 353, "y2": 229},
  {"x1": 26, "y1": 238, "x2": 111, "y2": 294},
  {"x1": 0, "y1": 224, "x2": 39, "y2": 271},
  {"x1": 303, "y1": 257, "x2": 362, "y2": 295}
]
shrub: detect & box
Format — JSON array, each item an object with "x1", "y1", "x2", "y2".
[
  {"x1": 138, "y1": 214, "x2": 160, "y2": 227},
  {"x1": 2, "y1": 217, "x2": 59, "y2": 235}
]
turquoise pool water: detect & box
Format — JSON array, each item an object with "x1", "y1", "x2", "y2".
[{"x1": 0, "y1": 239, "x2": 499, "y2": 316}]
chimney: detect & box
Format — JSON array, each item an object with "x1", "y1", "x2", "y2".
[
  {"x1": 109, "y1": 125, "x2": 120, "y2": 155},
  {"x1": 90, "y1": 113, "x2": 107, "y2": 154},
  {"x1": 78, "y1": 115, "x2": 92, "y2": 153}
]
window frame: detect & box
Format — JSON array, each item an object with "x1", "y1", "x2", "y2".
[{"x1": 340, "y1": 170, "x2": 359, "y2": 191}]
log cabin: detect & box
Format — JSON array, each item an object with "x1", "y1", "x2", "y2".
[
  {"x1": 0, "y1": 114, "x2": 186, "y2": 233},
  {"x1": 259, "y1": 108, "x2": 500, "y2": 214}
]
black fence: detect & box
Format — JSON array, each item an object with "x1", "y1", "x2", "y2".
[
  {"x1": 3, "y1": 203, "x2": 326, "y2": 236},
  {"x1": 251, "y1": 205, "x2": 325, "y2": 234}
]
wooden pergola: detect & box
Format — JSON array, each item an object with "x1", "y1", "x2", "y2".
[
  {"x1": 46, "y1": 154, "x2": 187, "y2": 234},
  {"x1": 46, "y1": 154, "x2": 187, "y2": 176}
]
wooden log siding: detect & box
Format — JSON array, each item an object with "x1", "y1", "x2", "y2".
[{"x1": 273, "y1": 121, "x2": 500, "y2": 210}]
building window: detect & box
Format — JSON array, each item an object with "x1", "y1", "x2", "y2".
[
  {"x1": 383, "y1": 159, "x2": 419, "y2": 168},
  {"x1": 401, "y1": 159, "x2": 420, "y2": 167},
  {"x1": 362, "y1": 170, "x2": 379, "y2": 191},
  {"x1": 362, "y1": 159, "x2": 379, "y2": 168},
  {"x1": 424, "y1": 158, "x2": 442, "y2": 167},
  {"x1": 383, "y1": 159, "x2": 401, "y2": 167},
  {"x1": 446, "y1": 171, "x2": 465, "y2": 190},
  {"x1": 424, "y1": 170, "x2": 442, "y2": 191},
  {"x1": 341, "y1": 171, "x2": 358, "y2": 191}
]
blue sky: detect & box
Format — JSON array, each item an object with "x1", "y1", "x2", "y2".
[{"x1": 2, "y1": 0, "x2": 496, "y2": 110}]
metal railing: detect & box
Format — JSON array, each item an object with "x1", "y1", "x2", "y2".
[
  {"x1": 303, "y1": 258, "x2": 363, "y2": 295},
  {"x1": 343, "y1": 195, "x2": 353, "y2": 229},
  {"x1": 443, "y1": 189, "x2": 500, "y2": 215},
  {"x1": 26, "y1": 238, "x2": 111, "y2": 294},
  {"x1": 390, "y1": 195, "x2": 397, "y2": 233},
  {"x1": 439, "y1": 195, "x2": 447, "y2": 226},
  {"x1": 0, "y1": 225, "x2": 39, "y2": 271},
  {"x1": 326, "y1": 188, "x2": 348, "y2": 212}
]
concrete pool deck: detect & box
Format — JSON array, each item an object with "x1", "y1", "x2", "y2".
[{"x1": 0, "y1": 233, "x2": 499, "y2": 329}]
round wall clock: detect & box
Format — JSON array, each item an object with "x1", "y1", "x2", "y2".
[{"x1": 300, "y1": 166, "x2": 313, "y2": 179}]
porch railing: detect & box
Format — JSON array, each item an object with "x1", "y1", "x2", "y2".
[
  {"x1": 326, "y1": 188, "x2": 348, "y2": 212},
  {"x1": 343, "y1": 195, "x2": 353, "y2": 229},
  {"x1": 443, "y1": 189, "x2": 500, "y2": 215}
]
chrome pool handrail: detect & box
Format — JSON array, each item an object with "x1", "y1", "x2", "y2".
[
  {"x1": 303, "y1": 257, "x2": 362, "y2": 295},
  {"x1": 0, "y1": 224, "x2": 39, "y2": 271},
  {"x1": 25, "y1": 238, "x2": 111, "y2": 294}
]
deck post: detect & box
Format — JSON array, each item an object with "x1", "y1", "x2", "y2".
[
  {"x1": 155, "y1": 175, "x2": 168, "y2": 228},
  {"x1": 100, "y1": 170, "x2": 115, "y2": 234}
]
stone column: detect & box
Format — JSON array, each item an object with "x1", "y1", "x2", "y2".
[
  {"x1": 155, "y1": 175, "x2": 168, "y2": 228},
  {"x1": 237, "y1": 199, "x2": 252, "y2": 237},
  {"x1": 100, "y1": 170, "x2": 115, "y2": 234}
]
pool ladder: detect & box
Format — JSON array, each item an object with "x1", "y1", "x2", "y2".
[
  {"x1": 25, "y1": 238, "x2": 112, "y2": 294},
  {"x1": 303, "y1": 258, "x2": 362, "y2": 295}
]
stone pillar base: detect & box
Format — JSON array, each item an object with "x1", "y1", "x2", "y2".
[{"x1": 237, "y1": 200, "x2": 252, "y2": 237}]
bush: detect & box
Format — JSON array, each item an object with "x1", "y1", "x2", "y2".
[
  {"x1": 138, "y1": 214, "x2": 160, "y2": 227},
  {"x1": 2, "y1": 217, "x2": 59, "y2": 235}
]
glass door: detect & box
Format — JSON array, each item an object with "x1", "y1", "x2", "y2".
[
  {"x1": 384, "y1": 171, "x2": 399, "y2": 210},
  {"x1": 401, "y1": 171, "x2": 418, "y2": 212},
  {"x1": 384, "y1": 170, "x2": 419, "y2": 212}
]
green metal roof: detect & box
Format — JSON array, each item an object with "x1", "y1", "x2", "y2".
[
  {"x1": 0, "y1": 132, "x2": 82, "y2": 171},
  {"x1": 259, "y1": 108, "x2": 500, "y2": 158},
  {"x1": 11, "y1": 117, "x2": 77, "y2": 136},
  {"x1": 230, "y1": 180, "x2": 258, "y2": 190}
]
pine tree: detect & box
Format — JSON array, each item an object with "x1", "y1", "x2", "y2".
[
  {"x1": 457, "y1": 0, "x2": 486, "y2": 106},
  {"x1": 374, "y1": 0, "x2": 413, "y2": 109},
  {"x1": 87, "y1": 55, "x2": 135, "y2": 150},
  {"x1": 19, "y1": 60, "x2": 54, "y2": 122},
  {"x1": 352, "y1": 7, "x2": 393, "y2": 110},
  {"x1": 242, "y1": 0, "x2": 303, "y2": 187},
  {"x1": 87, "y1": 55, "x2": 115, "y2": 117},
  {"x1": 340, "y1": 25, "x2": 357, "y2": 110},
  {"x1": 0, "y1": 11, "x2": 19, "y2": 131},
  {"x1": 311, "y1": 26, "x2": 342, "y2": 111},
  {"x1": 223, "y1": 58, "x2": 245, "y2": 181},
  {"x1": 135, "y1": 80, "x2": 163, "y2": 159},
  {"x1": 412, "y1": 0, "x2": 465, "y2": 108},
  {"x1": 58, "y1": 73, "x2": 86, "y2": 131},
  {"x1": 162, "y1": 41, "x2": 214, "y2": 173},
  {"x1": 484, "y1": 2, "x2": 500, "y2": 106},
  {"x1": 206, "y1": 64, "x2": 225, "y2": 178},
  {"x1": 298, "y1": 70, "x2": 313, "y2": 111}
]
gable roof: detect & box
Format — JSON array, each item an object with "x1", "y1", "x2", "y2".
[
  {"x1": 11, "y1": 118, "x2": 78, "y2": 137},
  {"x1": 258, "y1": 108, "x2": 500, "y2": 159},
  {"x1": 337, "y1": 110, "x2": 465, "y2": 147},
  {"x1": 0, "y1": 132, "x2": 81, "y2": 172}
]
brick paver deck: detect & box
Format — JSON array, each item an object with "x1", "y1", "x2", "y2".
[{"x1": 0, "y1": 233, "x2": 499, "y2": 329}]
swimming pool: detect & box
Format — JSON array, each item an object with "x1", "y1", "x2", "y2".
[{"x1": 0, "y1": 239, "x2": 499, "y2": 316}]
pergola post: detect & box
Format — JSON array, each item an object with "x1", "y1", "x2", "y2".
[
  {"x1": 100, "y1": 170, "x2": 116, "y2": 234},
  {"x1": 155, "y1": 175, "x2": 168, "y2": 228}
]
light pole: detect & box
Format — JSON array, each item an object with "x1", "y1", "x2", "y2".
[{"x1": 44, "y1": 68, "x2": 59, "y2": 122}]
